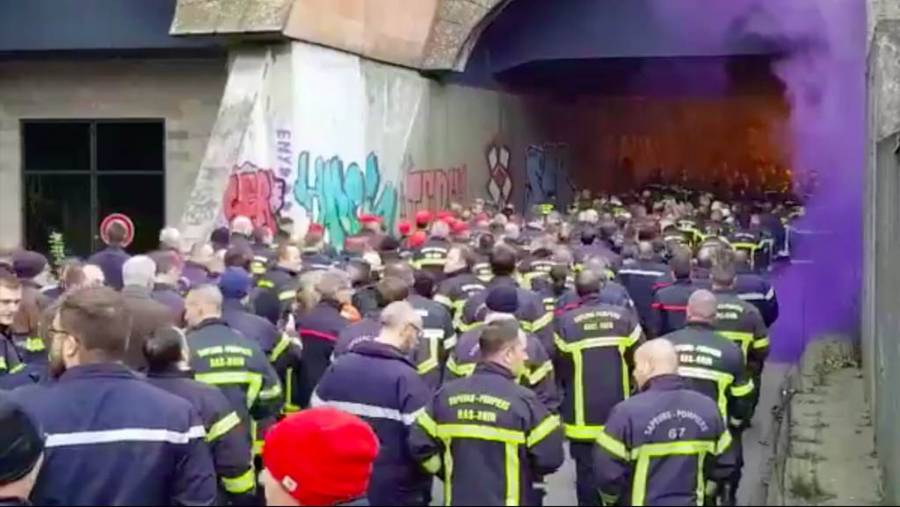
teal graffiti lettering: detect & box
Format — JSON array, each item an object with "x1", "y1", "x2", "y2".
[{"x1": 294, "y1": 151, "x2": 398, "y2": 248}]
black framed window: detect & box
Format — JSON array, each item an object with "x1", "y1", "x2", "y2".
[{"x1": 23, "y1": 120, "x2": 165, "y2": 257}]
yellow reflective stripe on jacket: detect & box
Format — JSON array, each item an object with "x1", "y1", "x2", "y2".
[
  {"x1": 526, "y1": 415, "x2": 560, "y2": 447},
  {"x1": 504, "y1": 442, "x2": 520, "y2": 506},
  {"x1": 417, "y1": 333, "x2": 440, "y2": 376},
  {"x1": 716, "y1": 430, "x2": 733, "y2": 455},
  {"x1": 457, "y1": 320, "x2": 483, "y2": 333},
  {"x1": 752, "y1": 336, "x2": 770, "y2": 350},
  {"x1": 731, "y1": 378, "x2": 755, "y2": 398},
  {"x1": 526, "y1": 361, "x2": 553, "y2": 386},
  {"x1": 564, "y1": 423, "x2": 606, "y2": 440},
  {"x1": 415, "y1": 409, "x2": 439, "y2": 438},
  {"x1": 206, "y1": 411, "x2": 242, "y2": 443},
  {"x1": 422, "y1": 454, "x2": 441, "y2": 474},
  {"x1": 555, "y1": 334, "x2": 633, "y2": 432},
  {"x1": 24, "y1": 336, "x2": 46, "y2": 352},
  {"x1": 630, "y1": 440, "x2": 716, "y2": 506},
  {"x1": 257, "y1": 279, "x2": 275, "y2": 289},
  {"x1": 259, "y1": 382, "x2": 283, "y2": 401},
  {"x1": 677, "y1": 366, "x2": 734, "y2": 419},
  {"x1": 0, "y1": 357, "x2": 6, "y2": 371},
  {"x1": 9, "y1": 363, "x2": 24, "y2": 374},
  {"x1": 731, "y1": 242, "x2": 759, "y2": 252},
  {"x1": 278, "y1": 290, "x2": 297, "y2": 301},
  {"x1": 436, "y1": 424, "x2": 526, "y2": 444},
  {"x1": 283, "y1": 367, "x2": 299, "y2": 414},
  {"x1": 530, "y1": 311, "x2": 553, "y2": 332},
  {"x1": 446, "y1": 356, "x2": 476, "y2": 378},
  {"x1": 434, "y1": 294, "x2": 454, "y2": 309},
  {"x1": 222, "y1": 468, "x2": 256, "y2": 494},
  {"x1": 269, "y1": 333, "x2": 292, "y2": 363},
  {"x1": 596, "y1": 429, "x2": 628, "y2": 461},
  {"x1": 718, "y1": 330, "x2": 753, "y2": 359},
  {"x1": 195, "y1": 371, "x2": 263, "y2": 409}
]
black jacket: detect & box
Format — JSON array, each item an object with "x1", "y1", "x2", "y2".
[{"x1": 294, "y1": 300, "x2": 350, "y2": 408}]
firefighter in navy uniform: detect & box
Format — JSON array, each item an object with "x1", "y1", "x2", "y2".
[
  {"x1": 517, "y1": 243, "x2": 556, "y2": 292},
  {"x1": 313, "y1": 302, "x2": 433, "y2": 505},
  {"x1": 661, "y1": 290, "x2": 754, "y2": 506},
  {"x1": 710, "y1": 256, "x2": 770, "y2": 418},
  {"x1": 0, "y1": 396, "x2": 44, "y2": 507},
  {"x1": 411, "y1": 219, "x2": 453, "y2": 278},
  {"x1": 144, "y1": 327, "x2": 256, "y2": 505},
  {"x1": 596, "y1": 339, "x2": 737, "y2": 507},
  {"x1": 409, "y1": 320, "x2": 565, "y2": 506},
  {"x1": 472, "y1": 233, "x2": 496, "y2": 283},
  {"x1": 460, "y1": 244, "x2": 554, "y2": 352},
  {"x1": 650, "y1": 246, "x2": 701, "y2": 338},
  {"x1": 10, "y1": 287, "x2": 217, "y2": 506},
  {"x1": 435, "y1": 245, "x2": 487, "y2": 321},
  {"x1": 254, "y1": 244, "x2": 303, "y2": 326},
  {"x1": 446, "y1": 286, "x2": 560, "y2": 413},
  {"x1": 617, "y1": 241, "x2": 672, "y2": 332},
  {"x1": 184, "y1": 285, "x2": 284, "y2": 457},
  {"x1": 0, "y1": 276, "x2": 27, "y2": 389},
  {"x1": 554, "y1": 269, "x2": 643, "y2": 506},
  {"x1": 733, "y1": 250, "x2": 780, "y2": 327},
  {"x1": 219, "y1": 268, "x2": 304, "y2": 414}
]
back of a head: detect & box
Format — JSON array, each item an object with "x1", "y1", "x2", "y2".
[
  {"x1": 696, "y1": 246, "x2": 717, "y2": 270},
  {"x1": 477, "y1": 233, "x2": 495, "y2": 254},
  {"x1": 231, "y1": 216, "x2": 254, "y2": 237},
  {"x1": 277, "y1": 243, "x2": 301, "y2": 264},
  {"x1": 430, "y1": 220, "x2": 451, "y2": 240},
  {"x1": 669, "y1": 246, "x2": 693, "y2": 279},
  {"x1": 638, "y1": 338, "x2": 680, "y2": 376},
  {"x1": 490, "y1": 244, "x2": 518, "y2": 277},
  {"x1": 304, "y1": 229, "x2": 324, "y2": 250},
  {"x1": 210, "y1": 227, "x2": 230, "y2": 249},
  {"x1": 503, "y1": 223, "x2": 521, "y2": 242},
  {"x1": 575, "y1": 269, "x2": 603, "y2": 297},
  {"x1": 733, "y1": 249, "x2": 751, "y2": 266},
  {"x1": 637, "y1": 241, "x2": 655, "y2": 261},
  {"x1": 413, "y1": 270, "x2": 437, "y2": 298},
  {"x1": 711, "y1": 255, "x2": 737, "y2": 288},
  {"x1": 0, "y1": 396, "x2": 44, "y2": 488},
  {"x1": 225, "y1": 244, "x2": 254, "y2": 269},
  {"x1": 383, "y1": 262, "x2": 414, "y2": 288},
  {"x1": 187, "y1": 284, "x2": 224, "y2": 314},
  {"x1": 106, "y1": 221, "x2": 128, "y2": 247},
  {"x1": 380, "y1": 301, "x2": 421, "y2": 333},
  {"x1": 687, "y1": 290, "x2": 717, "y2": 323},
  {"x1": 315, "y1": 270, "x2": 351, "y2": 302},
  {"x1": 150, "y1": 250, "x2": 180, "y2": 276},
  {"x1": 550, "y1": 264, "x2": 569, "y2": 288},
  {"x1": 582, "y1": 256, "x2": 610, "y2": 278},
  {"x1": 159, "y1": 227, "x2": 181, "y2": 250},
  {"x1": 375, "y1": 276, "x2": 410, "y2": 308},
  {"x1": 189, "y1": 242, "x2": 214, "y2": 264},
  {"x1": 478, "y1": 319, "x2": 520, "y2": 360},
  {"x1": 122, "y1": 255, "x2": 156, "y2": 288},
  {"x1": 253, "y1": 226, "x2": 272, "y2": 245},
  {"x1": 143, "y1": 326, "x2": 187, "y2": 373},
  {"x1": 59, "y1": 286, "x2": 130, "y2": 361}
]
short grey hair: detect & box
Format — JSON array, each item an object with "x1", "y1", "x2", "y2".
[
  {"x1": 315, "y1": 270, "x2": 351, "y2": 301},
  {"x1": 122, "y1": 256, "x2": 156, "y2": 288},
  {"x1": 380, "y1": 301, "x2": 422, "y2": 332},
  {"x1": 159, "y1": 227, "x2": 182, "y2": 250},
  {"x1": 230, "y1": 216, "x2": 254, "y2": 236}
]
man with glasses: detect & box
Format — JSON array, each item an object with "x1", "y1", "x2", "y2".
[
  {"x1": 9, "y1": 286, "x2": 217, "y2": 505},
  {"x1": 311, "y1": 301, "x2": 433, "y2": 506}
]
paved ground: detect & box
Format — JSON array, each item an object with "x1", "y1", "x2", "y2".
[{"x1": 432, "y1": 361, "x2": 790, "y2": 505}]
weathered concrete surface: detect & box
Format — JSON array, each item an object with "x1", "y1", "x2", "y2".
[
  {"x1": 421, "y1": 0, "x2": 508, "y2": 70},
  {"x1": 767, "y1": 340, "x2": 880, "y2": 506},
  {"x1": 171, "y1": 0, "x2": 293, "y2": 35}
]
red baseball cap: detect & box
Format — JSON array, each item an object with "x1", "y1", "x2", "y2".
[
  {"x1": 408, "y1": 231, "x2": 427, "y2": 249},
  {"x1": 415, "y1": 210, "x2": 432, "y2": 227},
  {"x1": 436, "y1": 210, "x2": 454, "y2": 222},
  {"x1": 263, "y1": 408, "x2": 379, "y2": 506},
  {"x1": 398, "y1": 220, "x2": 412, "y2": 236},
  {"x1": 358, "y1": 214, "x2": 382, "y2": 225},
  {"x1": 307, "y1": 223, "x2": 324, "y2": 234},
  {"x1": 451, "y1": 220, "x2": 469, "y2": 234}
]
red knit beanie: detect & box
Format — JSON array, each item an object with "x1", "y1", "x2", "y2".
[{"x1": 263, "y1": 408, "x2": 379, "y2": 506}]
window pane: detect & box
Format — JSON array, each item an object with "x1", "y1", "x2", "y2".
[
  {"x1": 97, "y1": 175, "x2": 164, "y2": 254},
  {"x1": 24, "y1": 174, "x2": 92, "y2": 257},
  {"x1": 96, "y1": 122, "x2": 164, "y2": 172},
  {"x1": 23, "y1": 122, "x2": 91, "y2": 172}
]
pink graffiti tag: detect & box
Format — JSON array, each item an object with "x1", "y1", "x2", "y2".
[
  {"x1": 403, "y1": 166, "x2": 467, "y2": 215},
  {"x1": 223, "y1": 162, "x2": 286, "y2": 233}
]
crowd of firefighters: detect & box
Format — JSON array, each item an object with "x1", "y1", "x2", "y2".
[{"x1": 0, "y1": 185, "x2": 800, "y2": 506}]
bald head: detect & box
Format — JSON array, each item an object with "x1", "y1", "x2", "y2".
[
  {"x1": 637, "y1": 241, "x2": 654, "y2": 261},
  {"x1": 687, "y1": 290, "x2": 717, "y2": 323},
  {"x1": 185, "y1": 285, "x2": 224, "y2": 328},
  {"x1": 575, "y1": 269, "x2": 603, "y2": 297},
  {"x1": 383, "y1": 262, "x2": 415, "y2": 287},
  {"x1": 633, "y1": 339, "x2": 680, "y2": 389}
]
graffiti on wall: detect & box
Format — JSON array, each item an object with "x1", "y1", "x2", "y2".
[
  {"x1": 223, "y1": 162, "x2": 288, "y2": 233},
  {"x1": 486, "y1": 144, "x2": 513, "y2": 205},
  {"x1": 525, "y1": 143, "x2": 573, "y2": 210},
  {"x1": 403, "y1": 165, "x2": 467, "y2": 217},
  {"x1": 293, "y1": 151, "x2": 399, "y2": 247}
]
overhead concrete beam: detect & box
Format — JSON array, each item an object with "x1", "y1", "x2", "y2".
[
  {"x1": 171, "y1": 0, "x2": 293, "y2": 35},
  {"x1": 421, "y1": 0, "x2": 509, "y2": 71}
]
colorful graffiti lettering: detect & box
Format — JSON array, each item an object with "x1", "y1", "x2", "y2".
[
  {"x1": 486, "y1": 144, "x2": 513, "y2": 205},
  {"x1": 525, "y1": 143, "x2": 573, "y2": 210},
  {"x1": 223, "y1": 162, "x2": 287, "y2": 233},
  {"x1": 403, "y1": 166, "x2": 467, "y2": 217},
  {"x1": 293, "y1": 151, "x2": 398, "y2": 247}
]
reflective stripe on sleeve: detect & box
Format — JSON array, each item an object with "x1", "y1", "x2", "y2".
[
  {"x1": 46, "y1": 426, "x2": 206, "y2": 448},
  {"x1": 752, "y1": 336, "x2": 770, "y2": 349},
  {"x1": 24, "y1": 336, "x2": 46, "y2": 352},
  {"x1": 311, "y1": 394, "x2": 419, "y2": 425},
  {"x1": 527, "y1": 361, "x2": 553, "y2": 385},
  {"x1": 206, "y1": 412, "x2": 242, "y2": 443},
  {"x1": 596, "y1": 429, "x2": 629, "y2": 461},
  {"x1": 716, "y1": 430, "x2": 733, "y2": 455},
  {"x1": 435, "y1": 424, "x2": 525, "y2": 444},
  {"x1": 415, "y1": 409, "x2": 439, "y2": 438},
  {"x1": 530, "y1": 311, "x2": 554, "y2": 332},
  {"x1": 526, "y1": 415, "x2": 560, "y2": 447},
  {"x1": 731, "y1": 379, "x2": 755, "y2": 398},
  {"x1": 422, "y1": 454, "x2": 441, "y2": 474},
  {"x1": 434, "y1": 294, "x2": 454, "y2": 309},
  {"x1": 194, "y1": 371, "x2": 263, "y2": 409},
  {"x1": 445, "y1": 356, "x2": 476, "y2": 378},
  {"x1": 278, "y1": 290, "x2": 297, "y2": 301},
  {"x1": 222, "y1": 468, "x2": 256, "y2": 494},
  {"x1": 269, "y1": 333, "x2": 292, "y2": 363},
  {"x1": 564, "y1": 424, "x2": 606, "y2": 441}
]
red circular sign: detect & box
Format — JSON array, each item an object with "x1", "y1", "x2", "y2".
[{"x1": 100, "y1": 213, "x2": 135, "y2": 248}]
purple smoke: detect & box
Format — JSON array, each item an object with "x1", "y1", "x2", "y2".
[{"x1": 650, "y1": 0, "x2": 867, "y2": 360}]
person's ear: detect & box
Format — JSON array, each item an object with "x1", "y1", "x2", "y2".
[{"x1": 63, "y1": 334, "x2": 80, "y2": 360}]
